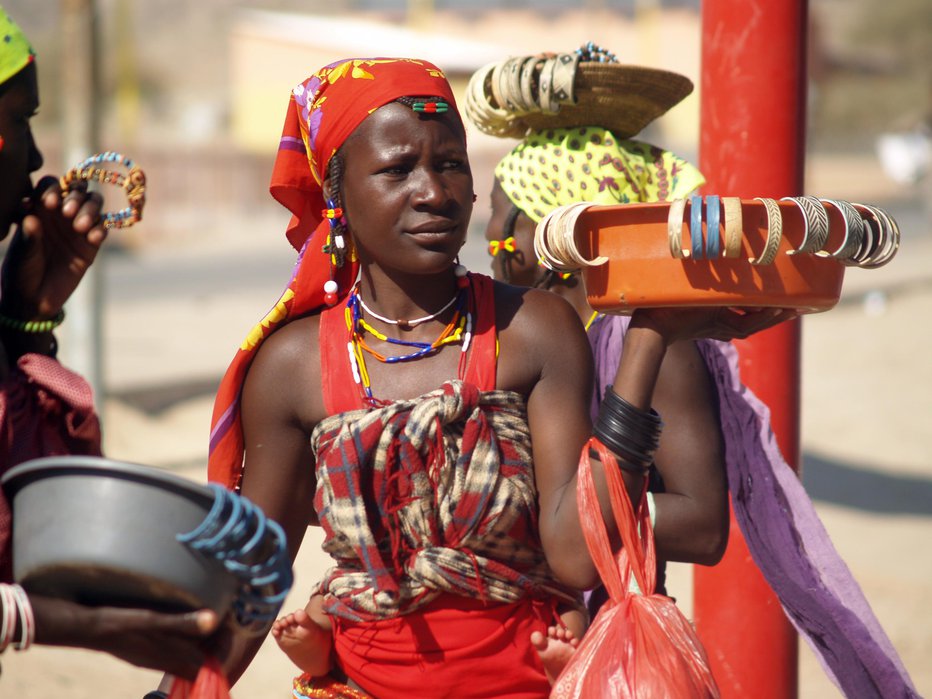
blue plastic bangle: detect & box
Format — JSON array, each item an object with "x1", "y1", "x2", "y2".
[
  {"x1": 705, "y1": 195, "x2": 721, "y2": 258},
  {"x1": 689, "y1": 195, "x2": 704, "y2": 260}
]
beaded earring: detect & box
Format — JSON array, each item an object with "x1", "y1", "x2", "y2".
[{"x1": 321, "y1": 199, "x2": 348, "y2": 305}]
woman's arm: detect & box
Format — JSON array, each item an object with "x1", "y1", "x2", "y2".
[
  {"x1": 28, "y1": 594, "x2": 219, "y2": 680},
  {"x1": 646, "y1": 339, "x2": 728, "y2": 565},
  {"x1": 527, "y1": 299, "x2": 797, "y2": 589},
  {"x1": 220, "y1": 317, "x2": 323, "y2": 685},
  {"x1": 514, "y1": 290, "x2": 623, "y2": 590}
]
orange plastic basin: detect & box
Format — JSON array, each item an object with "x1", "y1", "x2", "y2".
[{"x1": 575, "y1": 200, "x2": 847, "y2": 314}]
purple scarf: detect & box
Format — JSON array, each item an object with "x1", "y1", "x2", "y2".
[{"x1": 589, "y1": 315, "x2": 918, "y2": 699}]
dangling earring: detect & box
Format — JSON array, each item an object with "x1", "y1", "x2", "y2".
[{"x1": 321, "y1": 199, "x2": 348, "y2": 305}]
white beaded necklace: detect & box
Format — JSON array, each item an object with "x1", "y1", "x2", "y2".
[{"x1": 357, "y1": 290, "x2": 460, "y2": 328}]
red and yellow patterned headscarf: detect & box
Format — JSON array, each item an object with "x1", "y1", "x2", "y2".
[
  {"x1": 0, "y1": 6, "x2": 35, "y2": 87},
  {"x1": 209, "y1": 57, "x2": 460, "y2": 490}
]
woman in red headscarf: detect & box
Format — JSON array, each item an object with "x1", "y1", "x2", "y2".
[{"x1": 207, "y1": 56, "x2": 789, "y2": 698}]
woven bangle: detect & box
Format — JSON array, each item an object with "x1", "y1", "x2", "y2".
[{"x1": 0, "y1": 309, "x2": 65, "y2": 333}]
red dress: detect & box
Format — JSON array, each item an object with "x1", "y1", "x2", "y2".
[{"x1": 309, "y1": 274, "x2": 567, "y2": 699}]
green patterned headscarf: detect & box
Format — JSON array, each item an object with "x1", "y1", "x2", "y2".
[
  {"x1": 0, "y1": 5, "x2": 34, "y2": 86},
  {"x1": 495, "y1": 126, "x2": 705, "y2": 223}
]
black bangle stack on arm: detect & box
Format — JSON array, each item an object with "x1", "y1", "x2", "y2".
[{"x1": 592, "y1": 387, "x2": 663, "y2": 474}]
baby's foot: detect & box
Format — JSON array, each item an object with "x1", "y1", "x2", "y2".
[
  {"x1": 271, "y1": 608, "x2": 333, "y2": 677},
  {"x1": 531, "y1": 625, "x2": 580, "y2": 684}
]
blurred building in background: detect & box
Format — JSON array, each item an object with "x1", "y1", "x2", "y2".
[{"x1": 7, "y1": 0, "x2": 930, "y2": 244}]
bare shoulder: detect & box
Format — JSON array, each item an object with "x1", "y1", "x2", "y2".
[
  {"x1": 491, "y1": 280, "x2": 590, "y2": 394},
  {"x1": 242, "y1": 314, "x2": 326, "y2": 430},
  {"x1": 492, "y1": 280, "x2": 580, "y2": 337}
]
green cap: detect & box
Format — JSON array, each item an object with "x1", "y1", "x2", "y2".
[{"x1": 0, "y1": 5, "x2": 35, "y2": 86}]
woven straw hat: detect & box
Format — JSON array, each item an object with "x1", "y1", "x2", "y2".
[{"x1": 465, "y1": 45, "x2": 693, "y2": 139}]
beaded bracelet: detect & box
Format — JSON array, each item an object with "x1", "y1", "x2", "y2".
[
  {"x1": 0, "y1": 308, "x2": 65, "y2": 333},
  {"x1": 60, "y1": 151, "x2": 146, "y2": 230}
]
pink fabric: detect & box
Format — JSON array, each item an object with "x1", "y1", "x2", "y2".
[{"x1": 0, "y1": 353, "x2": 102, "y2": 581}]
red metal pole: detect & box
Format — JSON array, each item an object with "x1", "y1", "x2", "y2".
[{"x1": 693, "y1": 0, "x2": 808, "y2": 697}]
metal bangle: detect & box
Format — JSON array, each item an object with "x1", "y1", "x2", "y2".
[
  {"x1": 550, "y1": 52, "x2": 580, "y2": 104},
  {"x1": 502, "y1": 57, "x2": 526, "y2": 112},
  {"x1": 818, "y1": 198, "x2": 863, "y2": 261},
  {"x1": 722, "y1": 196, "x2": 743, "y2": 258},
  {"x1": 782, "y1": 195, "x2": 829, "y2": 255},
  {"x1": 537, "y1": 56, "x2": 560, "y2": 114},
  {"x1": 519, "y1": 56, "x2": 540, "y2": 111},
  {"x1": 690, "y1": 195, "x2": 704, "y2": 260},
  {"x1": 705, "y1": 194, "x2": 721, "y2": 258},
  {"x1": 489, "y1": 59, "x2": 508, "y2": 110},
  {"x1": 750, "y1": 197, "x2": 782, "y2": 265},
  {"x1": 851, "y1": 203, "x2": 899, "y2": 268}
]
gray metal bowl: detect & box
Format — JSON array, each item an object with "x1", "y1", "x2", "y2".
[{"x1": 1, "y1": 456, "x2": 238, "y2": 615}]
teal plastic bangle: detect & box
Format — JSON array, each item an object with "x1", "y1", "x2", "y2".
[{"x1": 0, "y1": 309, "x2": 65, "y2": 333}]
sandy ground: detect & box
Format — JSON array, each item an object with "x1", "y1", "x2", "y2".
[{"x1": 3, "y1": 155, "x2": 930, "y2": 697}]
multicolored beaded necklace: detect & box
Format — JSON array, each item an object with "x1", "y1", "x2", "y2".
[{"x1": 345, "y1": 282, "x2": 473, "y2": 402}]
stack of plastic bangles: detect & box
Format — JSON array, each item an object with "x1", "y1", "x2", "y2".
[
  {"x1": 666, "y1": 195, "x2": 899, "y2": 269},
  {"x1": 593, "y1": 387, "x2": 663, "y2": 474},
  {"x1": 176, "y1": 484, "x2": 294, "y2": 635},
  {"x1": 60, "y1": 151, "x2": 146, "y2": 229},
  {"x1": 0, "y1": 583, "x2": 35, "y2": 652}
]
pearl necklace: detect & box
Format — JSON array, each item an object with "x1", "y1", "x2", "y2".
[{"x1": 357, "y1": 290, "x2": 460, "y2": 328}]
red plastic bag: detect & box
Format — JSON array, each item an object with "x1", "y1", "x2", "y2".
[
  {"x1": 167, "y1": 657, "x2": 231, "y2": 699},
  {"x1": 551, "y1": 438, "x2": 719, "y2": 699}
]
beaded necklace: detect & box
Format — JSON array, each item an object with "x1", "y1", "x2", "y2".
[
  {"x1": 345, "y1": 283, "x2": 473, "y2": 402},
  {"x1": 357, "y1": 289, "x2": 460, "y2": 328}
]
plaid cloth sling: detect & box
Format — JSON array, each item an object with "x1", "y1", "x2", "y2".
[{"x1": 311, "y1": 380, "x2": 579, "y2": 622}]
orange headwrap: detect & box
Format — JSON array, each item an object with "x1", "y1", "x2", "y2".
[{"x1": 209, "y1": 57, "x2": 460, "y2": 490}]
